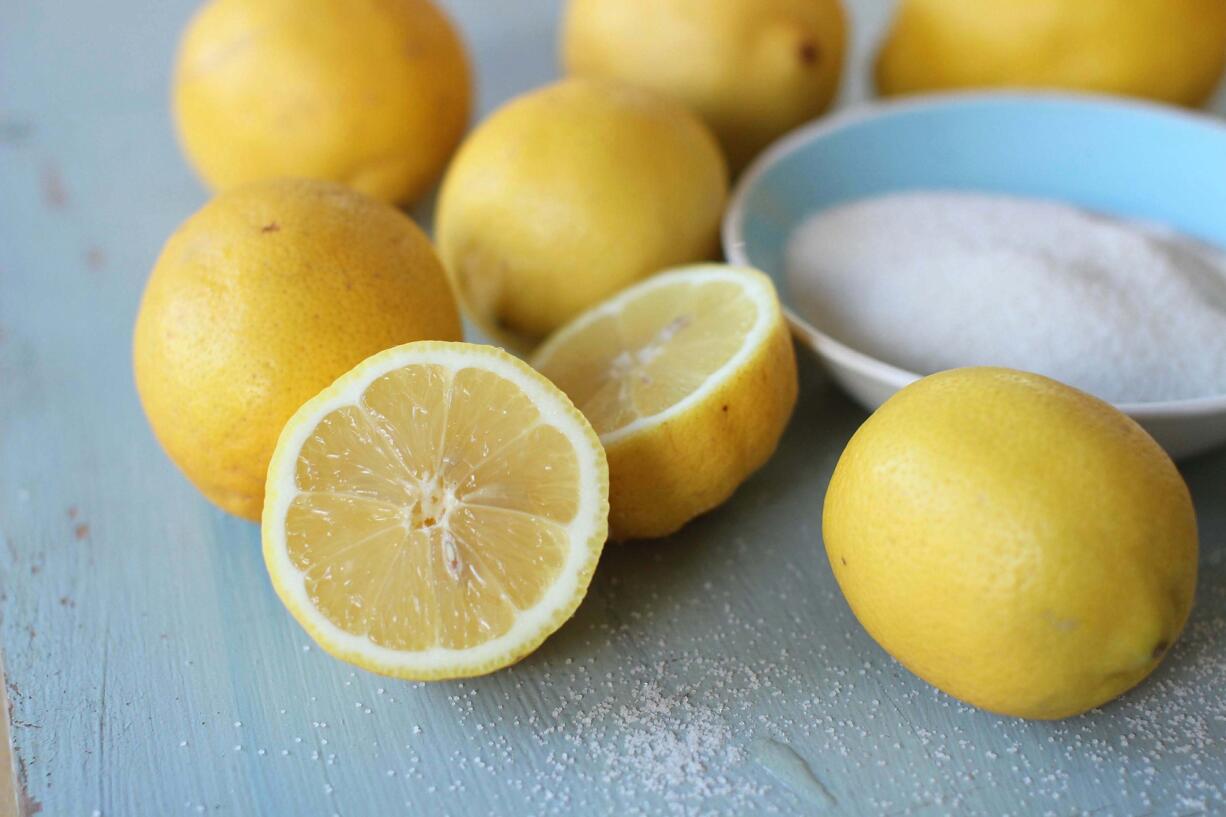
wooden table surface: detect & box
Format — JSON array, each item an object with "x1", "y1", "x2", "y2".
[{"x1": 3, "y1": 1, "x2": 1226, "y2": 815}]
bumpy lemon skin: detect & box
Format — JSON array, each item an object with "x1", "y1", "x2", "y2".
[
  {"x1": 173, "y1": 0, "x2": 472, "y2": 204},
  {"x1": 823, "y1": 368, "x2": 1198, "y2": 720},
  {"x1": 133, "y1": 179, "x2": 462, "y2": 521},
  {"x1": 876, "y1": 0, "x2": 1226, "y2": 107},
  {"x1": 562, "y1": 0, "x2": 847, "y2": 172},
  {"x1": 435, "y1": 78, "x2": 728, "y2": 350},
  {"x1": 607, "y1": 310, "x2": 797, "y2": 541}
]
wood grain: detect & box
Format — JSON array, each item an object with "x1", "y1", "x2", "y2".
[{"x1": 2, "y1": 1, "x2": 1226, "y2": 815}]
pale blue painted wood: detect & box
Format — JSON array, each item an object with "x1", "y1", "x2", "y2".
[{"x1": 2, "y1": 1, "x2": 1226, "y2": 816}]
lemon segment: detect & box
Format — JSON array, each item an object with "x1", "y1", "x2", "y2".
[
  {"x1": 264, "y1": 342, "x2": 609, "y2": 679},
  {"x1": 534, "y1": 265, "x2": 798, "y2": 539}
]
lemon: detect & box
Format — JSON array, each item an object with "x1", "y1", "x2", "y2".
[
  {"x1": 173, "y1": 0, "x2": 471, "y2": 204},
  {"x1": 534, "y1": 265, "x2": 797, "y2": 540},
  {"x1": 823, "y1": 368, "x2": 1198, "y2": 720},
  {"x1": 562, "y1": 0, "x2": 847, "y2": 171},
  {"x1": 262, "y1": 341, "x2": 609, "y2": 679},
  {"x1": 133, "y1": 179, "x2": 462, "y2": 521},
  {"x1": 436, "y1": 78, "x2": 728, "y2": 349},
  {"x1": 876, "y1": 0, "x2": 1226, "y2": 107}
]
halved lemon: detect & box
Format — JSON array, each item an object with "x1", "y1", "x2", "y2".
[
  {"x1": 533, "y1": 264, "x2": 797, "y2": 540},
  {"x1": 262, "y1": 341, "x2": 609, "y2": 680}
]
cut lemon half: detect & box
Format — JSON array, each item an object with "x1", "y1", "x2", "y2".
[
  {"x1": 533, "y1": 264, "x2": 797, "y2": 540},
  {"x1": 262, "y1": 341, "x2": 609, "y2": 680}
]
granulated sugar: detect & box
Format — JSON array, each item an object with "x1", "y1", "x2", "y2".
[
  {"x1": 595, "y1": 678, "x2": 745, "y2": 794},
  {"x1": 191, "y1": 521, "x2": 1226, "y2": 815},
  {"x1": 785, "y1": 191, "x2": 1226, "y2": 403},
  {"x1": 431, "y1": 529, "x2": 1226, "y2": 816},
  {"x1": 515, "y1": 641, "x2": 783, "y2": 815}
]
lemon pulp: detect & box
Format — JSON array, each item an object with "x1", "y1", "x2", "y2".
[
  {"x1": 538, "y1": 274, "x2": 759, "y2": 438},
  {"x1": 265, "y1": 342, "x2": 608, "y2": 678}
]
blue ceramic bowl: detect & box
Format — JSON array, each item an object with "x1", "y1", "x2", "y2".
[{"x1": 723, "y1": 92, "x2": 1226, "y2": 458}]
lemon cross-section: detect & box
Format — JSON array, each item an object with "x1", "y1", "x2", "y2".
[
  {"x1": 537, "y1": 271, "x2": 760, "y2": 438},
  {"x1": 534, "y1": 264, "x2": 798, "y2": 540},
  {"x1": 263, "y1": 341, "x2": 609, "y2": 680}
]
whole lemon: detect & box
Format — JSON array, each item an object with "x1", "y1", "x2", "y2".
[
  {"x1": 173, "y1": 0, "x2": 471, "y2": 204},
  {"x1": 435, "y1": 78, "x2": 728, "y2": 349},
  {"x1": 133, "y1": 179, "x2": 462, "y2": 520},
  {"x1": 876, "y1": 0, "x2": 1226, "y2": 107},
  {"x1": 823, "y1": 368, "x2": 1197, "y2": 720},
  {"x1": 562, "y1": 0, "x2": 847, "y2": 171}
]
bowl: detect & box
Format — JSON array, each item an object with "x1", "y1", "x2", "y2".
[{"x1": 723, "y1": 92, "x2": 1226, "y2": 459}]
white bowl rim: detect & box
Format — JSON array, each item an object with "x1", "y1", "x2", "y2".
[{"x1": 722, "y1": 89, "x2": 1226, "y2": 416}]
